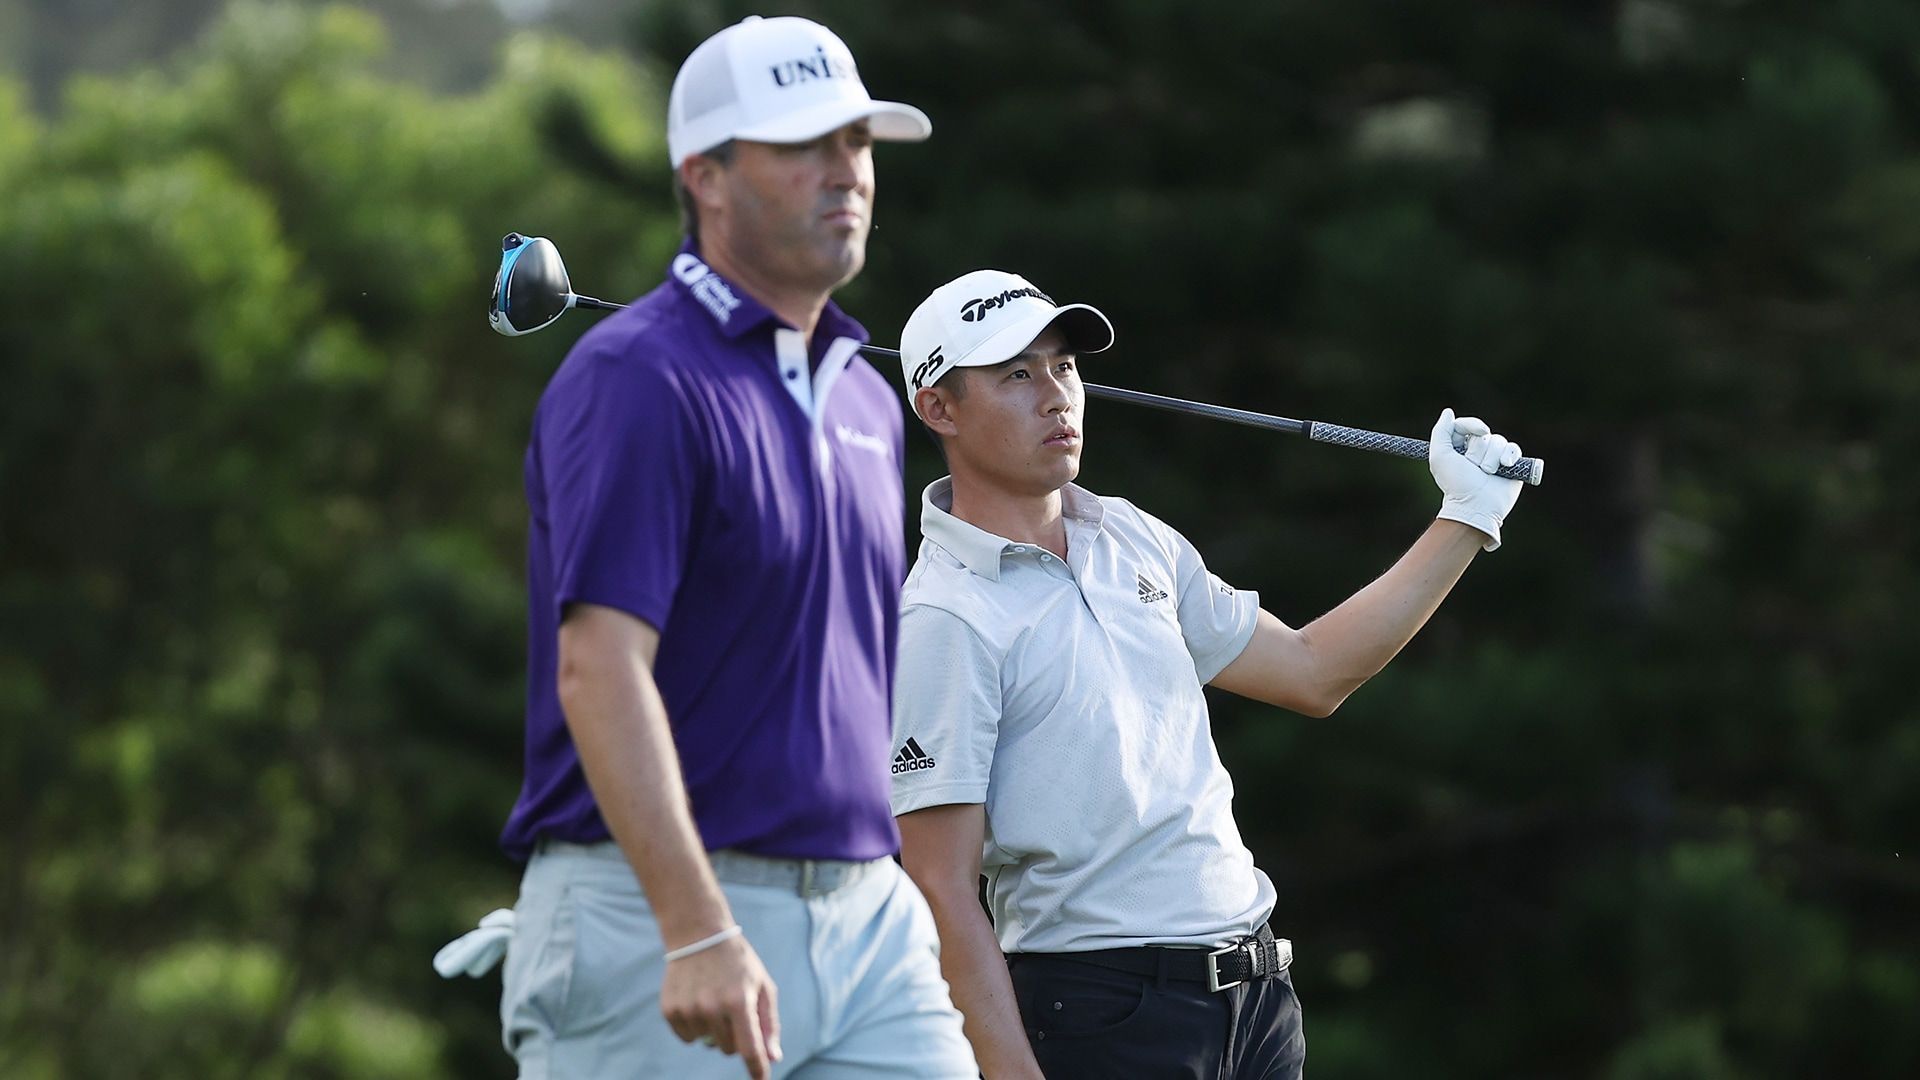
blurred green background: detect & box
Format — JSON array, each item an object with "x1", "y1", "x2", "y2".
[{"x1": 2, "y1": 1, "x2": 1916, "y2": 1076}]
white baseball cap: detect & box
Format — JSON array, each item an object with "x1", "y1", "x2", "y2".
[
  {"x1": 899, "y1": 270, "x2": 1115, "y2": 393},
  {"x1": 667, "y1": 16, "x2": 932, "y2": 167}
]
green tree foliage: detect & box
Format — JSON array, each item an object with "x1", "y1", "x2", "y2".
[
  {"x1": 628, "y1": 3, "x2": 1920, "y2": 1077},
  {"x1": 0, "y1": 0, "x2": 525, "y2": 108},
  {"x1": 0, "y1": 4, "x2": 671, "y2": 1075},
  {"x1": 4, "y1": 0, "x2": 1918, "y2": 1076}
]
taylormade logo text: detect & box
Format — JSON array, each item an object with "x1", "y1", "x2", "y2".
[
  {"x1": 960, "y1": 287, "x2": 1052, "y2": 323},
  {"x1": 770, "y1": 47, "x2": 855, "y2": 87}
]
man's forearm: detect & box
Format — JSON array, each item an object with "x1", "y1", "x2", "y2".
[
  {"x1": 921, "y1": 886, "x2": 1042, "y2": 1079},
  {"x1": 559, "y1": 646, "x2": 732, "y2": 947},
  {"x1": 1299, "y1": 518, "x2": 1484, "y2": 698}
]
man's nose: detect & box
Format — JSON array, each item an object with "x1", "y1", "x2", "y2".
[
  {"x1": 1038, "y1": 370, "x2": 1072, "y2": 413},
  {"x1": 824, "y1": 135, "x2": 865, "y2": 189}
]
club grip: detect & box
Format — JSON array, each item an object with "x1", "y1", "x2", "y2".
[{"x1": 1306, "y1": 422, "x2": 1544, "y2": 485}]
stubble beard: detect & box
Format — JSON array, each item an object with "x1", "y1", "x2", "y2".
[
  {"x1": 751, "y1": 220, "x2": 865, "y2": 297},
  {"x1": 817, "y1": 218, "x2": 868, "y2": 292},
  {"x1": 709, "y1": 190, "x2": 865, "y2": 299}
]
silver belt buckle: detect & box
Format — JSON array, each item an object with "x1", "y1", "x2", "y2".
[{"x1": 1206, "y1": 943, "x2": 1244, "y2": 992}]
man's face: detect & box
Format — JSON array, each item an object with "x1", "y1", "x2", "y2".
[
  {"x1": 937, "y1": 328, "x2": 1086, "y2": 497},
  {"x1": 708, "y1": 121, "x2": 875, "y2": 293}
]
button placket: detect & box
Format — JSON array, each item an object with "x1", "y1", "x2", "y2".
[{"x1": 774, "y1": 328, "x2": 811, "y2": 415}]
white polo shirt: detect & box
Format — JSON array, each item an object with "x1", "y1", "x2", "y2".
[{"x1": 890, "y1": 477, "x2": 1276, "y2": 954}]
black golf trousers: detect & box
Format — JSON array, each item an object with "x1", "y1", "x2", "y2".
[{"x1": 1006, "y1": 951, "x2": 1306, "y2": 1079}]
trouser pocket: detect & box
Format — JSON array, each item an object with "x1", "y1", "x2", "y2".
[
  {"x1": 1009, "y1": 956, "x2": 1225, "y2": 1079},
  {"x1": 500, "y1": 883, "x2": 577, "y2": 1059}
]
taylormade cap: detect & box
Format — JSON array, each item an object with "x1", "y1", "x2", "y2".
[
  {"x1": 899, "y1": 270, "x2": 1115, "y2": 392},
  {"x1": 668, "y1": 16, "x2": 932, "y2": 167}
]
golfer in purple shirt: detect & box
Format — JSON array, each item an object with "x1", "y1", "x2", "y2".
[{"x1": 493, "y1": 16, "x2": 975, "y2": 1080}]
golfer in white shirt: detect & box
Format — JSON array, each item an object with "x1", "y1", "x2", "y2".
[{"x1": 888, "y1": 269, "x2": 1527, "y2": 1079}]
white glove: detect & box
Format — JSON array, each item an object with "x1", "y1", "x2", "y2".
[
  {"x1": 1430, "y1": 408, "x2": 1523, "y2": 551},
  {"x1": 433, "y1": 908, "x2": 516, "y2": 978}
]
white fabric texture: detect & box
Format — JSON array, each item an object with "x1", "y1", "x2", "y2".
[
  {"x1": 896, "y1": 269, "x2": 1114, "y2": 391},
  {"x1": 890, "y1": 479, "x2": 1273, "y2": 954},
  {"x1": 666, "y1": 16, "x2": 931, "y2": 166}
]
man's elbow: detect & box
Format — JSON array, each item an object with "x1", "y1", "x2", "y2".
[
  {"x1": 1293, "y1": 689, "x2": 1343, "y2": 719},
  {"x1": 1296, "y1": 697, "x2": 1338, "y2": 719},
  {"x1": 1233, "y1": 674, "x2": 1346, "y2": 718},
  {"x1": 556, "y1": 653, "x2": 592, "y2": 714},
  {"x1": 1294, "y1": 675, "x2": 1362, "y2": 718},
  {"x1": 899, "y1": 854, "x2": 979, "y2": 919},
  {"x1": 1288, "y1": 634, "x2": 1365, "y2": 717},
  {"x1": 913, "y1": 879, "x2": 976, "y2": 926},
  {"x1": 555, "y1": 607, "x2": 661, "y2": 719},
  {"x1": 1258, "y1": 663, "x2": 1348, "y2": 717},
  {"x1": 556, "y1": 644, "x2": 621, "y2": 722},
  {"x1": 901, "y1": 858, "x2": 970, "y2": 908}
]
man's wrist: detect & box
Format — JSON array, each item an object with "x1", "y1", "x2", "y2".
[
  {"x1": 651, "y1": 886, "x2": 738, "y2": 951},
  {"x1": 1434, "y1": 505, "x2": 1501, "y2": 552},
  {"x1": 665, "y1": 924, "x2": 744, "y2": 962}
]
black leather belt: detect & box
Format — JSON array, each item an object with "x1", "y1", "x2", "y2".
[{"x1": 1024, "y1": 925, "x2": 1293, "y2": 993}]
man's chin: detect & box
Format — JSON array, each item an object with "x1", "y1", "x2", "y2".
[
  {"x1": 815, "y1": 233, "x2": 867, "y2": 288},
  {"x1": 1029, "y1": 457, "x2": 1079, "y2": 495}
]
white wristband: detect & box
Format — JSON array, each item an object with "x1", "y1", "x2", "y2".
[{"x1": 664, "y1": 924, "x2": 743, "y2": 963}]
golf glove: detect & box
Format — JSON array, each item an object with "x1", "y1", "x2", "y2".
[
  {"x1": 433, "y1": 908, "x2": 516, "y2": 978},
  {"x1": 1430, "y1": 408, "x2": 1523, "y2": 551}
]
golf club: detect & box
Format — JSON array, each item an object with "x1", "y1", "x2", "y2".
[
  {"x1": 489, "y1": 234, "x2": 1544, "y2": 485},
  {"x1": 488, "y1": 233, "x2": 625, "y2": 337}
]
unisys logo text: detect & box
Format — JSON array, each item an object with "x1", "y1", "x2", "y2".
[{"x1": 771, "y1": 47, "x2": 855, "y2": 87}]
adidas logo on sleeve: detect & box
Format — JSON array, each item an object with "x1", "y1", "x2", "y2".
[{"x1": 892, "y1": 737, "x2": 937, "y2": 774}]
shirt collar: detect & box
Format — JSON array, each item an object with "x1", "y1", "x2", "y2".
[
  {"x1": 919, "y1": 477, "x2": 1106, "y2": 583},
  {"x1": 669, "y1": 240, "x2": 870, "y2": 346}
]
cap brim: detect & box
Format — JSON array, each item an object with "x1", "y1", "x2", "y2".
[
  {"x1": 954, "y1": 303, "x2": 1115, "y2": 369},
  {"x1": 732, "y1": 99, "x2": 932, "y2": 146}
]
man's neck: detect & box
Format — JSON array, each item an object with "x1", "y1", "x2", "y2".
[
  {"x1": 696, "y1": 237, "x2": 830, "y2": 343},
  {"x1": 947, "y1": 473, "x2": 1070, "y2": 560}
]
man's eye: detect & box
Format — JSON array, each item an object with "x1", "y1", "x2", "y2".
[{"x1": 1008, "y1": 369, "x2": 1029, "y2": 380}]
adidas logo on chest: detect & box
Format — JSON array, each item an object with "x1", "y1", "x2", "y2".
[{"x1": 1136, "y1": 573, "x2": 1168, "y2": 604}]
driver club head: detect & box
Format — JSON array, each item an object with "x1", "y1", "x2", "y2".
[{"x1": 489, "y1": 233, "x2": 577, "y2": 336}]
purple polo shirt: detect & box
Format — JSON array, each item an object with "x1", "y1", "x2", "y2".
[{"x1": 500, "y1": 245, "x2": 907, "y2": 863}]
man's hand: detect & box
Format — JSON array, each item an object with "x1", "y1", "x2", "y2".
[
  {"x1": 1430, "y1": 408, "x2": 1524, "y2": 551},
  {"x1": 661, "y1": 933, "x2": 783, "y2": 1079}
]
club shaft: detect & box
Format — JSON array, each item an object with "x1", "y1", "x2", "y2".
[
  {"x1": 506, "y1": 313, "x2": 1545, "y2": 484},
  {"x1": 493, "y1": 240, "x2": 1537, "y2": 484},
  {"x1": 1079, "y1": 381, "x2": 1307, "y2": 436},
  {"x1": 857, "y1": 346, "x2": 1543, "y2": 485}
]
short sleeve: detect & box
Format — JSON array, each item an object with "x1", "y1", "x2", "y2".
[
  {"x1": 1169, "y1": 529, "x2": 1260, "y2": 684},
  {"x1": 539, "y1": 342, "x2": 703, "y2": 631},
  {"x1": 890, "y1": 604, "x2": 1001, "y2": 815}
]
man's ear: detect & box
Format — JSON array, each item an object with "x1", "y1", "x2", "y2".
[
  {"x1": 915, "y1": 385, "x2": 959, "y2": 438},
  {"x1": 681, "y1": 155, "x2": 726, "y2": 216}
]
